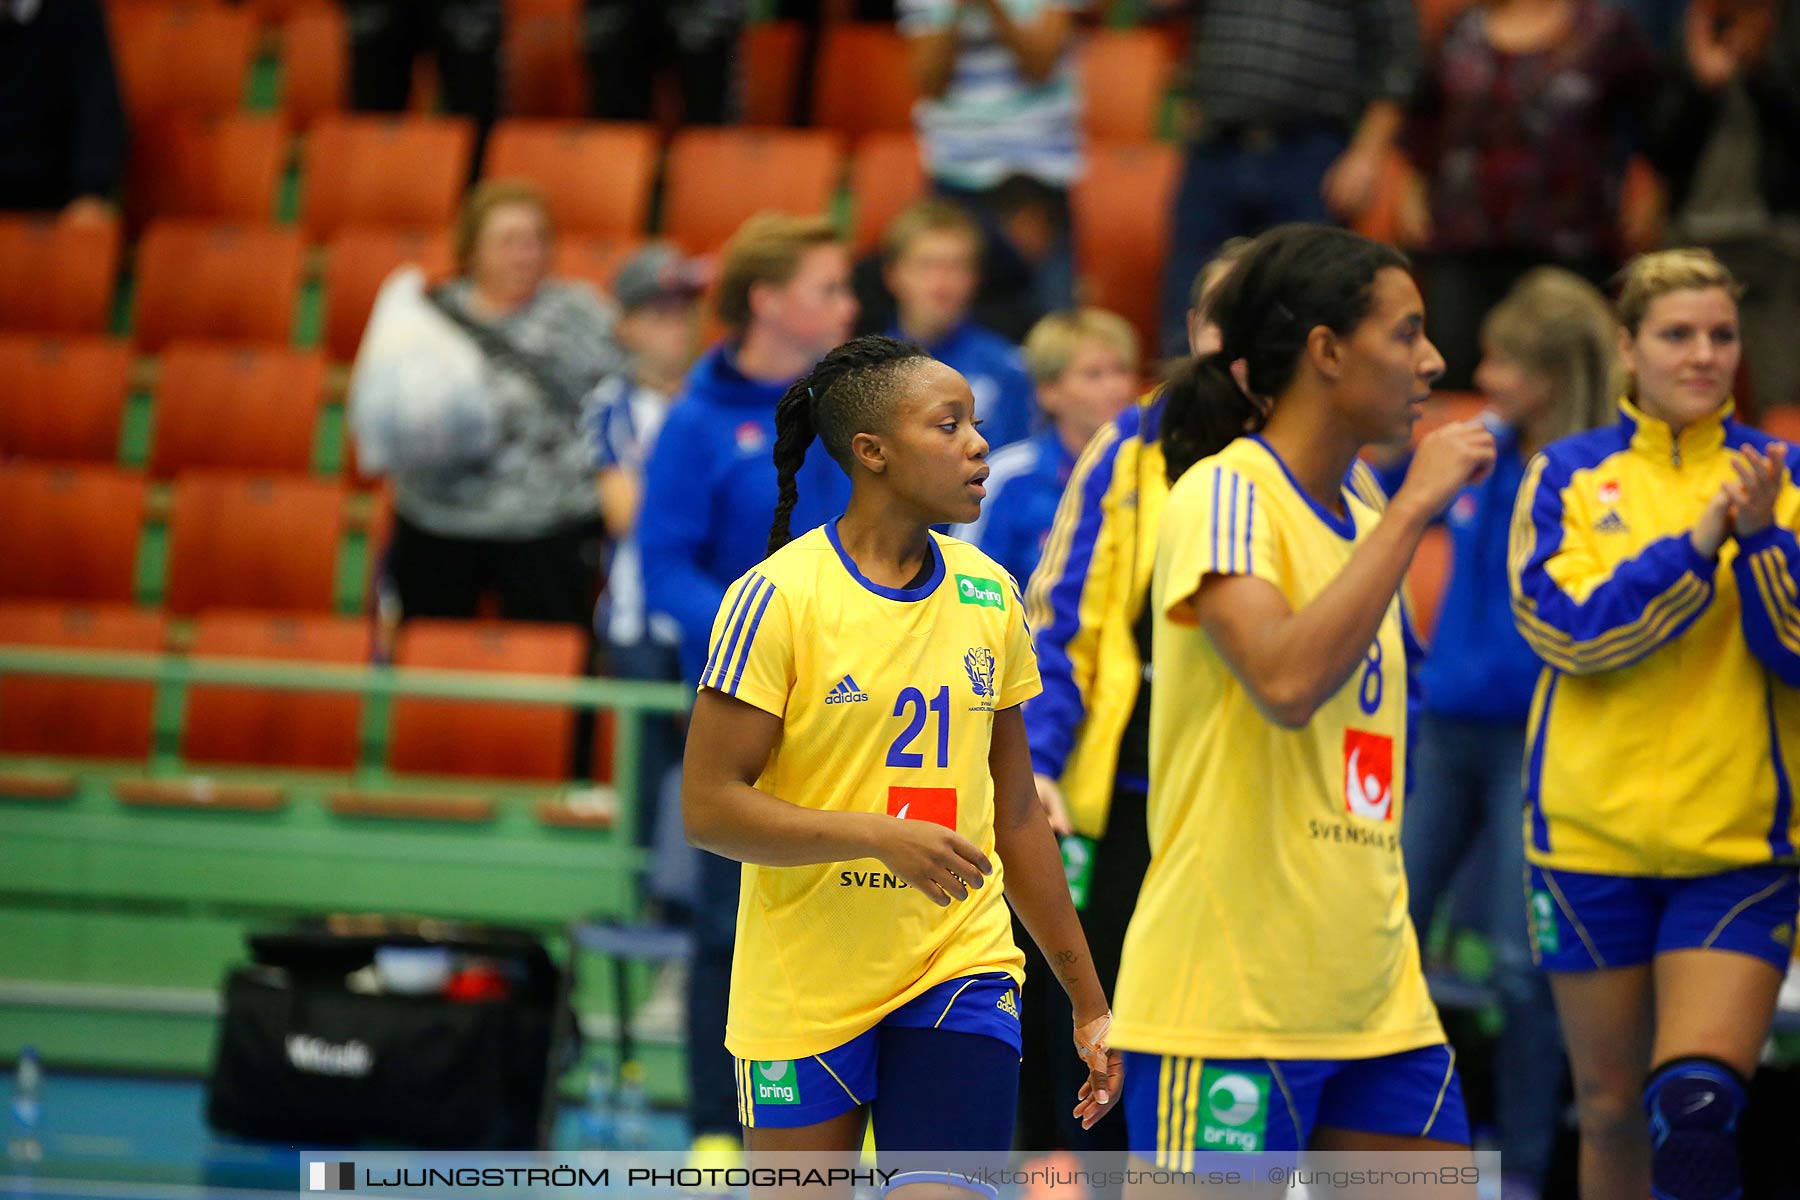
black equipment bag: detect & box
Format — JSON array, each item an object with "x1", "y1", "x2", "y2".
[{"x1": 205, "y1": 916, "x2": 579, "y2": 1149}]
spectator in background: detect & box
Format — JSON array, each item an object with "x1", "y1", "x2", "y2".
[
  {"x1": 637, "y1": 211, "x2": 855, "y2": 1164},
  {"x1": 884, "y1": 199, "x2": 1039, "y2": 451},
  {"x1": 1151, "y1": 0, "x2": 1421, "y2": 354},
  {"x1": 952, "y1": 308, "x2": 1137, "y2": 584},
  {"x1": 1646, "y1": 0, "x2": 1800, "y2": 409},
  {"x1": 1401, "y1": 0, "x2": 1655, "y2": 389},
  {"x1": 585, "y1": 242, "x2": 709, "y2": 872},
  {"x1": 900, "y1": 0, "x2": 1083, "y2": 318},
  {"x1": 365, "y1": 180, "x2": 623, "y2": 627},
  {"x1": 1393, "y1": 268, "x2": 1617, "y2": 1200},
  {"x1": 0, "y1": 0, "x2": 124, "y2": 220},
  {"x1": 343, "y1": 0, "x2": 502, "y2": 168},
  {"x1": 583, "y1": 0, "x2": 744, "y2": 125}
]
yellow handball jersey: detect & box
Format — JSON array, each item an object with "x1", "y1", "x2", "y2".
[
  {"x1": 1111, "y1": 436, "x2": 1444, "y2": 1061},
  {"x1": 700, "y1": 521, "x2": 1040, "y2": 1061}
]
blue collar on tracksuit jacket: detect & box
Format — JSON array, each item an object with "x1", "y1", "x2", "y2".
[{"x1": 638, "y1": 342, "x2": 851, "y2": 684}]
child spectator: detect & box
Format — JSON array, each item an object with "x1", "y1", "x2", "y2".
[
  {"x1": 885, "y1": 199, "x2": 1039, "y2": 451},
  {"x1": 952, "y1": 308, "x2": 1138, "y2": 587}
]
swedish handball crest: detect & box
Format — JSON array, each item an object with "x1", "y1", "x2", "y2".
[{"x1": 964, "y1": 647, "x2": 996, "y2": 711}]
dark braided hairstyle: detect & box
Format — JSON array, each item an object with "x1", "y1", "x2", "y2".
[
  {"x1": 1162, "y1": 225, "x2": 1409, "y2": 485},
  {"x1": 767, "y1": 335, "x2": 934, "y2": 553}
]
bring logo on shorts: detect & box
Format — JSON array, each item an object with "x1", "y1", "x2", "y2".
[
  {"x1": 1343, "y1": 729, "x2": 1394, "y2": 822},
  {"x1": 753, "y1": 1060, "x2": 801, "y2": 1106},
  {"x1": 1196, "y1": 1066, "x2": 1270, "y2": 1152}
]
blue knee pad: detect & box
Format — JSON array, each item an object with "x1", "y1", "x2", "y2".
[{"x1": 1643, "y1": 1057, "x2": 1747, "y2": 1200}]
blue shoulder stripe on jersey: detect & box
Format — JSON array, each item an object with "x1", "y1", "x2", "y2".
[
  {"x1": 1226, "y1": 471, "x2": 1241, "y2": 574},
  {"x1": 725, "y1": 577, "x2": 777, "y2": 695},
  {"x1": 702, "y1": 576, "x2": 756, "y2": 689},
  {"x1": 1243, "y1": 481, "x2": 1255, "y2": 574},
  {"x1": 1209, "y1": 467, "x2": 1223, "y2": 571},
  {"x1": 709, "y1": 573, "x2": 770, "y2": 693}
]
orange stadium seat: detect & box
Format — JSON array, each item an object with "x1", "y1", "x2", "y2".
[
  {"x1": 389, "y1": 620, "x2": 588, "y2": 781},
  {"x1": 1080, "y1": 29, "x2": 1175, "y2": 143},
  {"x1": 0, "y1": 337, "x2": 132, "y2": 464},
  {"x1": 132, "y1": 221, "x2": 304, "y2": 351},
  {"x1": 1762, "y1": 407, "x2": 1800, "y2": 445},
  {"x1": 663, "y1": 128, "x2": 843, "y2": 253},
  {"x1": 126, "y1": 113, "x2": 287, "y2": 231},
  {"x1": 278, "y1": 6, "x2": 348, "y2": 128},
  {"x1": 811, "y1": 23, "x2": 917, "y2": 143},
  {"x1": 1406, "y1": 525, "x2": 1454, "y2": 642},
  {"x1": 848, "y1": 133, "x2": 926, "y2": 256},
  {"x1": 0, "y1": 215, "x2": 122, "y2": 335},
  {"x1": 165, "y1": 472, "x2": 349, "y2": 614},
  {"x1": 300, "y1": 116, "x2": 474, "y2": 243},
  {"x1": 485, "y1": 120, "x2": 657, "y2": 240},
  {"x1": 503, "y1": 16, "x2": 588, "y2": 119},
  {"x1": 740, "y1": 20, "x2": 806, "y2": 127},
  {"x1": 150, "y1": 345, "x2": 328, "y2": 476},
  {"x1": 554, "y1": 235, "x2": 644, "y2": 297},
  {"x1": 0, "y1": 603, "x2": 166, "y2": 761},
  {"x1": 321, "y1": 228, "x2": 456, "y2": 363},
  {"x1": 242, "y1": 0, "x2": 337, "y2": 23},
  {"x1": 1072, "y1": 141, "x2": 1180, "y2": 359},
  {"x1": 109, "y1": 4, "x2": 256, "y2": 124},
  {"x1": 506, "y1": 0, "x2": 581, "y2": 16},
  {"x1": 0, "y1": 465, "x2": 145, "y2": 603},
  {"x1": 184, "y1": 610, "x2": 371, "y2": 770}
]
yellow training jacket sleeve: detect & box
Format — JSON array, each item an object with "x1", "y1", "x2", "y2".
[{"x1": 1510, "y1": 447, "x2": 1717, "y2": 676}]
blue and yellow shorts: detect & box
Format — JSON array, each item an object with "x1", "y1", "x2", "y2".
[
  {"x1": 1527, "y1": 863, "x2": 1799, "y2": 972},
  {"x1": 1121, "y1": 1045, "x2": 1469, "y2": 1163},
  {"x1": 735, "y1": 972, "x2": 1023, "y2": 1139}
]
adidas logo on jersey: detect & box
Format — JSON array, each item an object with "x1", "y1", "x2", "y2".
[
  {"x1": 825, "y1": 675, "x2": 869, "y2": 705},
  {"x1": 996, "y1": 989, "x2": 1019, "y2": 1019},
  {"x1": 1594, "y1": 511, "x2": 1629, "y2": 534}
]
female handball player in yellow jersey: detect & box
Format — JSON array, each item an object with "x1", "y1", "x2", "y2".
[
  {"x1": 1509, "y1": 249, "x2": 1800, "y2": 1200},
  {"x1": 1107, "y1": 225, "x2": 1496, "y2": 1179},
  {"x1": 682, "y1": 335, "x2": 1122, "y2": 1189}
]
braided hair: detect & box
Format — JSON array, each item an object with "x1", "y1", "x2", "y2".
[
  {"x1": 767, "y1": 335, "x2": 933, "y2": 553},
  {"x1": 1162, "y1": 225, "x2": 1409, "y2": 485}
]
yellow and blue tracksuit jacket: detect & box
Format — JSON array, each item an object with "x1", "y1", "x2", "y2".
[
  {"x1": 1023, "y1": 393, "x2": 1397, "y2": 838},
  {"x1": 1509, "y1": 397, "x2": 1800, "y2": 877}
]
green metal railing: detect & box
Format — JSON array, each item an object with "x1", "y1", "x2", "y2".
[{"x1": 0, "y1": 648, "x2": 692, "y2": 843}]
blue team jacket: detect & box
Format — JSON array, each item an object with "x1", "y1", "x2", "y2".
[{"x1": 639, "y1": 343, "x2": 851, "y2": 684}]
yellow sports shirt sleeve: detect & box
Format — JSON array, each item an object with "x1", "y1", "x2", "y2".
[
  {"x1": 1160, "y1": 462, "x2": 1281, "y2": 624},
  {"x1": 998, "y1": 572, "x2": 1042, "y2": 709},
  {"x1": 698, "y1": 569, "x2": 792, "y2": 718}
]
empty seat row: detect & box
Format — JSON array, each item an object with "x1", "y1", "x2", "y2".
[
  {"x1": 0, "y1": 464, "x2": 382, "y2": 615},
  {"x1": 0, "y1": 604, "x2": 588, "y2": 781},
  {"x1": 0, "y1": 216, "x2": 640, "y2": 358},
  {"x1": 104, "y1": 5, "x2": 1175, "y2": 144}
]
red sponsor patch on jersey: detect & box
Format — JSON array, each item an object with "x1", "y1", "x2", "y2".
[
  {"x1": 887, "y1": 786, "x2": 958, "y2": 829},
  {"x1": 1597, "y1": 480, "x2": 1621, "y2": 505},
  {"x1": 1343, "y1": 730, "x2": 1394, "y2": 822}
]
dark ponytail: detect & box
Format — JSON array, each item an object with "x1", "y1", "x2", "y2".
[
  {"x1": 1161, "y1": 353, "x2": 1266, "y2": 485},
  {"x1": 1160, "y1": 223, "x2": 1409, "y2": 486},
  {"x1": 768, "y1": 381, "x2": 819, "y2": 553},
  {"x1": 767, "y1": 334, "x2": 931, "y2": 553}
]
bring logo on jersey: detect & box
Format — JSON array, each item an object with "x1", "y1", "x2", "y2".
[{"x1": 1343, "y1": 730, "x2": 1394, "y2": 822}]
